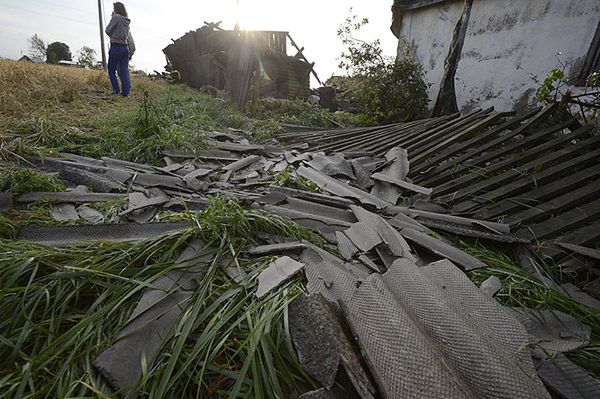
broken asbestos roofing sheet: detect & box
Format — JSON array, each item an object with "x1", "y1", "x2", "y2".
[
  {"x1": 344, "y1": 258, "x2": 550, "y2": 399},
  {"x1": 94, "y1": 239, "x2": 212, "y2": 394}
]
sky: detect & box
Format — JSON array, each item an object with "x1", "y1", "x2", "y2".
[{"x1": 0, "y1": 0, "x2": 399, "y2": 86}]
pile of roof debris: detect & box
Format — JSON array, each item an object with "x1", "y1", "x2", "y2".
[{"x1": 3, "y1": 105, "x2": 600, "y2": 398}]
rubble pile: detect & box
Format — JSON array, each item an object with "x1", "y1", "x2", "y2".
[{"x1": 4, "y1": 123, "x2": 599, "y2": 398}]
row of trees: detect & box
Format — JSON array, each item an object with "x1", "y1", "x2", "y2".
[{"x1": 28, "y1": 34, "x2": 97, "y2": 68}]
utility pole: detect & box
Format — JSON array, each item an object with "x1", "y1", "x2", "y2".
[{"x1": 98, "y1": 0, "x2": 107, "y2": 69}]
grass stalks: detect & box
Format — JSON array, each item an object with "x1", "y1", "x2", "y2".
[
  {"x1": 0, "y1": 198, "x2": 320, "y2": 398},
  {"x1": 460, "y1": 239, "x2": 600, "y2": 377}
]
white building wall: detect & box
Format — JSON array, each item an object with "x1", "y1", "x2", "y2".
[{"x1": 397, "y1": 0, "x2": 600, "y2": 112}]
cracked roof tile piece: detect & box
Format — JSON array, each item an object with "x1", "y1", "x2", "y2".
[
  {"x1": 77, "y1": 205, "x2": 104, "y2": 224},
  {"x1": 223, "y1": 154, "x2": 261, "y2": 172},
  {"x1": 370, "y1": 147, "x2": 409, "y2": 204},
  {"x1": 247, "y1": 242, "x2": 307, "y2": 256},
  {"x1": 297, "y1": 166, "x2": 389, "y2": 209},
  {"x1": 0, "y1": 192, "x2": 13, "y2": 212},
  {"x1": 51, "y1": 203, "x2": 79, "y2": 222},
  {"x1": 93, "y1": 239, "x2": 212, "y2": 395},
  {"x1": 371, "y1": 172, "x2": 433, "y2": 197},
  {"x1": 480, "y1": 275, "x2": 502, "y2": 297},
  {"x1": 344, "y1": 222, "x2": 382, "y2": 253},
  {"x1": 335, "y1": 231, "x2": 360, "y2": 260},
  {"x1": 533, "y1": 352, "x2": 600, "y2": 399},
  {"x1": 255, "y1": 256, "x2": 304, "y2": 299},
  {"x1": 511, "y1": 308, "x2": 592, "y2": 354},
  {"x1": 400, "y1": 227, "x2": 488, "y2": 270}
]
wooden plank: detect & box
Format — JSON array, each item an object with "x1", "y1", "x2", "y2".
[
  {"x1": 505, "y1": 180, "x2": 600, "y2": 227},
  {"x1": 447, "y1": 142, "x2": 600, "y2": 211},
  {"x1": 434, "y1": 125, "x2": 596, "y2": 199},
  {"x1": 420, "y1": 104, "x2": 561, "y2": 187},
  {"x1": 287, "y1": 33, "x2": 321, "y2": 85},
  {"x1": 474, "y1": 165, "x2": 600, "y2": 220},
  {"x1": 411, "y1": 109, "x2": 537, "y2": 177},
  {"x1": 453, "y1": 144, "x2": 600, "y2": 213},
  {"x1": 517, "y1": 199, "x2": 600, "y2": 241},
  {"x1": 410, "y1": 112, "x2": 503, "y2": 165}
]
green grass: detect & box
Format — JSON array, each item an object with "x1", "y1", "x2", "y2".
[
  {"x1": 459, "y1": 239, "x2": 600, "y2": 377},
  {"x1": 0, "y1": 168, "x2": 65, "y2": 193},
  {"x1": 272, "y1": 167, "x2": 321, "y2": 193},
  {"x1": 0, "y1": 198, "x2": 327, "y2": 398}
]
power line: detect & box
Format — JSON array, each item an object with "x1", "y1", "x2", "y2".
[{"x1": 0, "y1": 3, "x2": 97, "y2": 28}]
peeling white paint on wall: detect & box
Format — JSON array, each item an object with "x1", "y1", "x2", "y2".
[{"x1": 396, "y1": 0, "x2": 600, "y2": 112}]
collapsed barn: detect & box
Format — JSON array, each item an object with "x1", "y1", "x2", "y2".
[{"x1": 163, "y1": 22, "x2": 318, "y2": 108}]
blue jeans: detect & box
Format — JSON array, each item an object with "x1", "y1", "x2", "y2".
[{"x1": 108, "y1": 45, "x2": 131, "y2": 96}]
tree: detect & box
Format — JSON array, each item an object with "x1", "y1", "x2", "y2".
[
  {"x1": 46, "y1": 42, "x2": 71, "y2": 64},
  {"x1": 77, "y1": 46, "x2": 97, "y2": 68},
  {"x1": 28, "y1": 34, "x2": 47, "y2": 60},
  {"x1": 335, "y1": 9, "x2": 429, "y2": 124}
]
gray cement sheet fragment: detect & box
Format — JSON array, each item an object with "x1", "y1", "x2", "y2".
[
  {"x1": 101, "y1": 157, "x2": 155, "y2": 173},
  {"x1": 62, "y1": 152, "x2": 105, "y2": 166},
  {"x1": 561, "y1": 283, "x2": 600, "y2": 310},
  {"x1": 126, "y1": 192, "x2": 170, "y2": 213},
  {"x1": 16, "y1": 192, "x2": 127, "y2": 203},
  {"x1": 400, "y1": 227, "x2": 488, "y2": 270},
  {"x1": 223, "y1": 154, "x2": 261, "y2": 172},
  {"x1": 210, "y1": 140, "x2": 265, "y2": 153},
  {"x1": 256, "y1": 191, "x2": 288, "y2": 205},
  {"x1": 308, "y1": 154, "x2": 355, "y2": 180},
  {"x1": 351, "y1": 205, "x2": 417, "y2": 262},
  {"x1": 351, "y1": 161, "x2": 375, "y2": 190},
  {"x1": 130, "y1": 172, "x2": 184, "y2": 190},
  {"x1": 283, "y1": 197, "x2": 357, "y2": 224},
  {"x1": 59, "y1": 166, "x2": 124, "y2": 192},
  {"x1": 358, "y1": 254, "x2": 383, "y2": 273},
  {"x1": 511, "y1": 308, "x2": 592, "y2": 354},
  {"x1": 285, "y1": 151, "x2": 312, "y2": 165},
  {"x1": 371, "y1": 172, "x2": 433, "y2": 197},
  {"x1": 271, "y1": 160, "x2": 289, "y2": 173},
  {"x1": 247, "y1": 242, "x2": 306, "y2": 256},
  {"x1": 415, "y1": 218, "x2": 529, "y2": 244},
  {"x1": 299, "y1": 388, "x2": 337, "y2": 399},
  {"x1": 393, "y1": 207, "x2": 511, "y2": 235},
  {"x1": 480, "y1": 275, "x2": 502, "y2": 296},
  {"x1": 255, "y1": 256, "x2": 304, "y2": 299},
  {"x1": 289, "y1": 294, "x2": 341, "y2": 389},
  {"x1": 128, "y1": 207, "x2": 157, "y2": 224},
  {"x1": 19, "y1": 222, "x2": 190, "y2": 247},
  {"x1": 271, "y1": 186, "x2": 354, "y2": 209},
  {"x1": 344, "y1": 261, "x2": 372, "y2": 280},
  {"x1": 344, "y1": 258, "x2": 550, "y2": 399},
  {"x1": 51, "y1": 203, "x2": 79, "y2": 222},
  {"x1": 103, "y1": 168, "x2": 134, "y2": 184},
  {"x1": 555, "y1": 242, "x2": 600, "y2": 261},
  {"x1": 335, "y1": 231, "x2": 359, "y2": 260},
  {"x1": 221, "y1": 259, "x2": 248, "y2": 285},
  {"x1": 533, "y1": 352, "x2": 600, "y2": 399},
  {"x1": 344, "y1": 222, "x2": 382, "y2": 253},
  {"x1": 77, "y1": 206, "x2": 104, "y2": 224},
  {"x1": 388, "y1": 212, "x2": 431, "y2": 233},
  {"x1": 94, "y1": 239, "x2": 211, "y2": 393},
  {"x1": 260, "y1": 204, "x2": 351, "y2": 230},
  {"x1": 163, "y1": 148, "x2": 240, "y2": 161},
  {"x1": 0, "y1": 192, "x2": 13, "y2": 212},
  {"x1": 300, "y1": 245, "x2": 358, "y2": 305},
  {"x1": 370, "y1": 147, "x2": 409, "y2": 205},
  {"x1": 413, "y1": 199, "x2": 446, "y2": 213},
  {"x1": 297, "y1": 166, "x2": 389, "y2": 209},
  {"x1": 183, "y1": 168, "x2": 212, "y2": 181}
]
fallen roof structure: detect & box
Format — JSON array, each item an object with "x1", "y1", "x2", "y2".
[
  {"x1": 2, "y1": 105, "x2": 600, "y2": 398},
  {"x1": 163, "y1": 22, "x2": 317, "y2": 109}
]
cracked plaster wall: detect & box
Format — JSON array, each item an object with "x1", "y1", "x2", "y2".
[{"x1": 396, "y1": 0, "x2": 600, "y2": 112}]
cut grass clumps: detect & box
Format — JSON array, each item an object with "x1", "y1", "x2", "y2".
[
  {"x1": 0, "y1": 199, "x2": 325, "y2": 398},
  {"x1": 0, "y1": 167, "x2": 65, "y2": 193},
  {"x1": 460, "y1": 239, "x2": 600, "y2": 377}
]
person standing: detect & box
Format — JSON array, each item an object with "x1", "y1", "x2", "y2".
[{"x1": 105, "y1": 2, "x2": 136, "y2": 96}]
